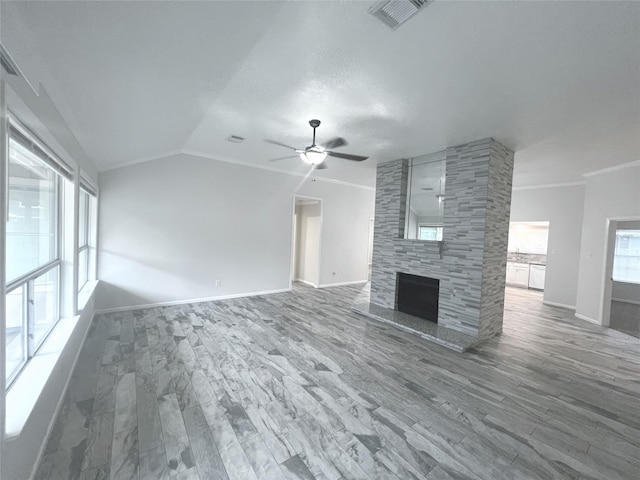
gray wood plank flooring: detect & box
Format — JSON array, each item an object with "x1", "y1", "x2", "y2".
[{"x1": 35, "y1": 285, "x2": 640, "y2": 480}]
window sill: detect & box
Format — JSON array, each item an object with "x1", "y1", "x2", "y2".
[
  {"x1": 5, "y1": 281, "x2": 98, "y2": 439},
  {"x1": 6, "y1": 316, "x2": 79, "y2": 438},
  {"x1": 612, "y1": 279, "x2": 640, "y2": 286},
  {"x1": 78, "y1": 279, "x2": 98, "y2": 311}
]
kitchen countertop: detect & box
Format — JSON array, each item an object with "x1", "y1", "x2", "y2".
[{"x1": 507, "y1": 252, "x2": 547, "y2": 266}]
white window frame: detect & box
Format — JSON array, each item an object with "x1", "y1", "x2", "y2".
[
  {"x1": 612, "y1": 229, "x2": 640, "y2": 285},
  {"x1": 77, "y1": 187, "x2": 90, "y2": 292},
  {"x1": 418, "y1": 224, "x2": 443, "y2": 241},
  {"x1": 77, "y1": 179, "x2": 97, "y2": 301},
  {"x1": 5, "y1": 120, "x2": 68, "y2": 388}
]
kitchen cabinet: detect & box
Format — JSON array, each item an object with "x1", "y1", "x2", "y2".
[
  {"x1": 506, "y1": 263, "x2": 515, "y2": 283},
  {"x1": 506, "y1": 262, "x2": 530, "y2": 288},
  {"x1": 528, "y1": 264, "x2": 546, "y2": 290}
]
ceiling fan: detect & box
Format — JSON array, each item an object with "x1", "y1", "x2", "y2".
[{"x1": 264, "y1": 119, "x2": 368, "y2": 169}]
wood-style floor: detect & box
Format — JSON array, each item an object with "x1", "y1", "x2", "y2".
[{"x1": 35, "y1": 285, "x2": 640, "y2": 480}]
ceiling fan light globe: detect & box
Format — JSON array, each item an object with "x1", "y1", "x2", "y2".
[{"x1": 301, "y1": 150, "x2": 327, "y2": 165}]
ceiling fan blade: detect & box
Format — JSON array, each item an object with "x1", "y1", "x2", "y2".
[
  {"x1": 263, "y1": 139, "x2": 299, "y2": 151},
  {"x1": 268, "y1": 155, "x2": 299, "y2": 162},
  {"x1": 326, "y1": 151, "x2": 369, "y2": 162},
  {"x1": 320, "y1": 137, "x2": 347, "y2": 150},
  {"x1": 315, "y1": 162, "x2": 329, "y2": 170}
]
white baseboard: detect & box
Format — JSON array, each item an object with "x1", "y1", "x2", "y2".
[
  {"x1": 318, "y1": 279, "x2": 368, "y2": 288},
  {"x1": 575, "y1": 312, "x2": 600, "y2": 325},
  {"x1": 612, "y1": 297, "x2": 640, "y2": 306},
  {"x1": 294, "y1": 279, "x2": 318, "y2": 288},
  {"x1": 543, "y1": 300, "x2": 576, "y2": 311},
  {"x1": 94, "y1": 288, "x2": 291, "y2": 314}
]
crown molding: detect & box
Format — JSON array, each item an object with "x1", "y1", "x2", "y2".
[
  {"x1": 100, "y1": 148, "x2": 375, "y2": 191},
  {"x1": 512, "y1": 181, "x2": 585, "y2": 191},
  {"x1": 583, "y1": 160, "x2": 640, "y2": 178},
  {"x1": 181, "y1": 149, "x2": 376, "y2": 190},
  {"x1": 99, "y1": 149, "x2": 184, "y2": 172}
]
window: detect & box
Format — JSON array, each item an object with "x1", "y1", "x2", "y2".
[
  {"x1": 613, "y1": 229, "x2": 640, "y2": 283},
  {"x1": 508, "y1": 222, "x2": 549, "y2": 254},
  {"x1": 6, "y1": 139, "x2": 58, "y2": 281},
  {"x1": 418, "y1": 225, "x2": 443, "y2": 241},
  {"x1": 5, "y1": 124, "x2": 70, "y2": 387},
  {"x1": 78, "y1": 188, "x2": 90, "y2": 291},
  {"x1": 77, "y1": 181, "x2": 97, "y2": 300}
]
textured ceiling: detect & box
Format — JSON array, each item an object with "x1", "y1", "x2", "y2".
[{"x1": 2, "y1": 1, "x2": 639, "y2": 187}]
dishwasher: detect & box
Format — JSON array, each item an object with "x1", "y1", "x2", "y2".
[{"x1": 528, "y1": 264, "x2": 546, "y2": 290}]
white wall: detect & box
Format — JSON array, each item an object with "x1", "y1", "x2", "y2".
[
  {"x1": 612, "y1": 281, "x2": 640, "y2": 304},
  {"x1": 294, "y1": 202, "x2": 321, "y2": 286},
  {"x1": 575, "y1": 164, "x2": 640, "y2": 323},
  {"x1": 616, "y1": 220, "x2": 640, "y2": 230},
  {"x1": 510, "y1": 184, "x2": 585, "y2": 309},
  {"x1": 97, "y1": 154, "x2": 375, "y2": 309},
  {"x1": 407, "y1": 209, "x2": 418, "y2": 239},
  {"x1": 417, "y1": 215, "x2": 442, "y2": 225},
  {"x1": 296, "y1": 178, "x2": 375, "y2": 287}
]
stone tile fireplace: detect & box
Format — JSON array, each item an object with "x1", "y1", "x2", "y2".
[{"x1": 354, "y1": 138, "x2": 514, "y2": 351}]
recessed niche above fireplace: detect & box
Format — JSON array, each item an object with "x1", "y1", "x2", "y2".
[
  {"x1": 404, "y1": 151, "x2": 446, "y2": 241},
  {"x1": 396, "y1": 272, "x2": 439, "y2": 323}
]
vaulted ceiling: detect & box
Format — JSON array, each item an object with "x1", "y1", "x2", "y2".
[{"x1": 2, "y1": 1, "x2": 638, "y2": 187}]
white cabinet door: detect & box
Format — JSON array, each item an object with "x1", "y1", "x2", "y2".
[
  {"x1": 506, "y1": 262, "x2": 529, "y2": 287},
  {"x1": 506, "y1": 263, "x2": 516, "y2": 283},
  {"x1": 513, "y1": 264, "x2": 530, "y2": 287}
]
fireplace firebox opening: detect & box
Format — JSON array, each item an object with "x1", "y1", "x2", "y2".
[{"x1": 396, "y1": 272, "x2": 439, "y2": 323}]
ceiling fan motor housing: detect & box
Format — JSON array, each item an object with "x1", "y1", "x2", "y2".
[{"x1": 264, "y1": 118, "x2": 368, "y2": 167}]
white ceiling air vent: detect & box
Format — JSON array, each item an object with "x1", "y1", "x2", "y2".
[
  {"x1": 0, "y1": 43, "x2": 20, "y2": 76},
  {"x1": 369, "y1": 0, "x2": 433, "y2": 30}
]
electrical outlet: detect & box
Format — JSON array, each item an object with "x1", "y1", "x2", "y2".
[{"x1": 215, "y1": 279, "x2": 222, "y2": 287}]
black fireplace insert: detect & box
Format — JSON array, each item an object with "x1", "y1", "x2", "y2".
[{"x1": 396, "y1": 272, "x2": 439, "y2": 323}]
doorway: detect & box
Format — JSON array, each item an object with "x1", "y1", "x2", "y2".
[
  {"x1": 506, "y1": 221, "x2": 549, "y2": 292},
  {"x1": 603, "y1": 218, "x2": 640, "y2": 337},
  {"x1": 292, "y1": 196, "x2": 322, "y2": 288}
]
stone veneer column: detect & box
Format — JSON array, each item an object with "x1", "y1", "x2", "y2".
[{"x1": 370, "y1": 138, "x2": 514, "y2": 341}]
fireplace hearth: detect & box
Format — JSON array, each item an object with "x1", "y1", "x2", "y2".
[{"x1": 396, "y1": 272, "x2": 439, "y2": 323}]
